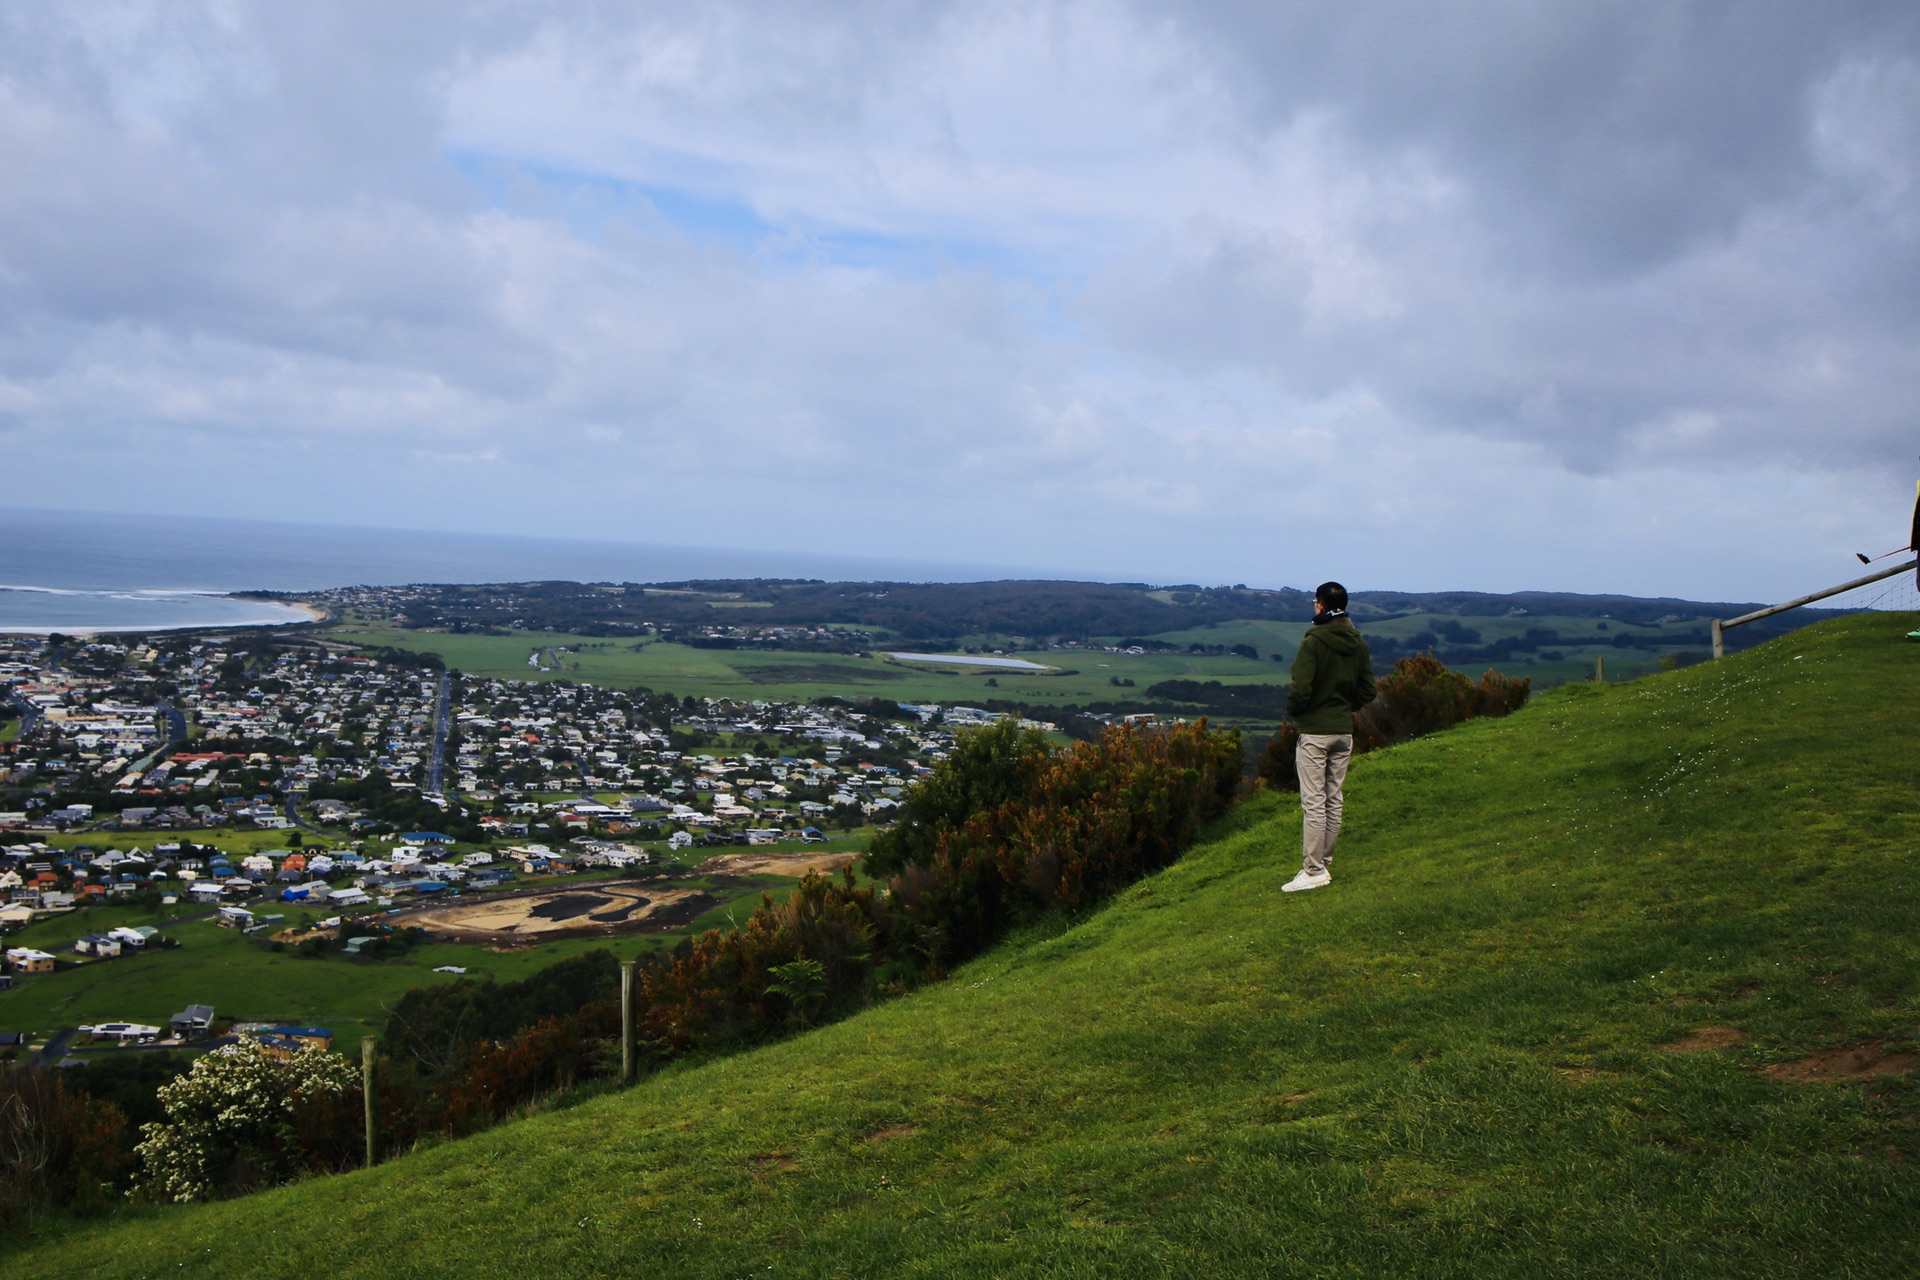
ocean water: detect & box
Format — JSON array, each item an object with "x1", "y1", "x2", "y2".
[{"x1": 0, "y1": 507, "x2": 1028, "y2": 634}]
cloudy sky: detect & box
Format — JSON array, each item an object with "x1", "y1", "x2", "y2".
[{"x1": 2, "y1": 2, "x2": 1916, "y2": 599}]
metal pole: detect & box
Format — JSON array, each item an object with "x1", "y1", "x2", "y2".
[
  {"x1": 362, "y1": 1036, "x2": 378, "y2": 1169},
  {"x1": 620, "y1": 960, "x2": 636, "y2": 1086},
  {"x1": 1711, "y1": 558, "x2": 1916, "y2": 657}
]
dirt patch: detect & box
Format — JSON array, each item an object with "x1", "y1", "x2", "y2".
[
  {"x1": 402, "y1": 884, "x2": 717, "y2": 944},
  {"x1": 866, "y1": 1124, "x2": 917, "y2": 1141},
  {"x1": 528, "y1": 892, "x2": 650, "y2": 923},
  {"x1": 699, "y1": 851, "x2": 859, "y2": 878},
  {"x1": 1556, "y1": 1067, "x2": 1600, "y2": 1084},
  {"x1": 750, "y1": 1155, "x2": 796, "y2": 1175},
  {"x1": 1763, "y1": 1041, "x2": 1920, "y2": 1083},
  {"x1": 1664, "y1": 1026, "x2": 1747, "y2": 1052}
]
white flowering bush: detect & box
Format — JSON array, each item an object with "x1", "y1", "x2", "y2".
[{"x1": 135, "y1": 1041, "x2": 358, "y2": 1203}]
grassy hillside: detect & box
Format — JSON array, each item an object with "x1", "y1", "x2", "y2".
[{"x1": 12, "y1": 613, "x2": 1918, "y2": 1277}]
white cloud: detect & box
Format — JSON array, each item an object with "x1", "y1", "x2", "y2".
[{"x1": 0, "y1": 1, "x2": 1914, "y2": 600}]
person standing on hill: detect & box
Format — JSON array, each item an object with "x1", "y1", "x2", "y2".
[{"x1": 1283, "y1": 581, "x2": 1377, "y2": 892}]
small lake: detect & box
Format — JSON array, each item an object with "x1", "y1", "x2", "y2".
[{"x1": 888, "y1": 652, "x2": 1052, "y2": 670}]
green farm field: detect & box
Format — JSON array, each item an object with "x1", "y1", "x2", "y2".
[
  {"x1": 323, "y1": 613, "x2": 1711, "y2": 715},
  {"x1": 17, "y1": 611, "x2": 1917, "y2": 1278},
  {"x1": 318, "y1": 625, "x2": 1291, "y2": 707},
  {"x1": 44, "y1": 828, "x2": 324, "y2": 857},
  {"x1": 1140, "y1": 612, "x2": 1718, "y2": 685}
]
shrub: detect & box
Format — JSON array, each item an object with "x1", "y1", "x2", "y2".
[
  {"x1": 1257, "y1": 722, "x2": 1302, "y2": 791},
  {"x1": 1474, "y1": 668, "x2": 1532, "y2": 718},
  {"x1": 134, "y1": 1042, "x2": 359, "y2": 1203},
  {"x1": 435, "y1": 1002, "x2": 620, "y2": 1136},
  {"x1": 863, "y1": 718, "x2": 1054, "y2": 878},
  {"x1": 643, "y1": 720, "x2": 1241, "y2": 1055},
  {"x1": 638, "y1": 868, "x2": 883, "y2": 1053},
  {"x1": 1269, "y1": 654, "x2": 1530, "y2": 777},
  {"x1": 1354, "y1": 653, "x2": 1476, "y2": 750},
  {"x1": 383, "y1": 950, "x2": 622, "y2": 1077},
  {"x1": 889, "y1": 719, "x2": 1242, "y2": 966},
  {"x1": 0, "y1": 1064, "x2": 130, "y2": 1227}
]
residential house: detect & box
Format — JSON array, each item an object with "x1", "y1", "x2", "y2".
[
  {"x1": 169, "y1": 1005, "x2": 217, "y2": 1039},
  {"x1": 5, "y1": 948, "x2": 56, "y2": 974},
  {"x1": 255, "y1": 1026, "x2": 332, "y2": 1060}
]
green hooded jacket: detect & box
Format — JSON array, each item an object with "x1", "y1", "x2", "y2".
[{"x1": 1287, "y1": 614, "x2": 1378, "y2": 735}]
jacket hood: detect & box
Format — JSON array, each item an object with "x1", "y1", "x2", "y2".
[{"x1": 1307, "y1": 618, "x2": 1365, "y2": 657}]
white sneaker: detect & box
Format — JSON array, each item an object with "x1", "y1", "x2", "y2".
[{"x1": 1282, "y1": 869, "x2": 1331, "y2": 893}]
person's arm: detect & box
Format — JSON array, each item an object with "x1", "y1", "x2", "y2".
[
  {"x1": 1288, "y1": 635, "x2": 1318, "y2": 718},
  {"x1": 1353, "y1": 640, "x2": 1377, "y2": 710}
]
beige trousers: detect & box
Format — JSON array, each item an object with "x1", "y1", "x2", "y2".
[{"x1": 1296, "y1": 733, "x2": 1353, "y2": 876}]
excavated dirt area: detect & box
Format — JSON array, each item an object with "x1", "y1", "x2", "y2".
[
  {"x1": 1661, "y1": 1027, "x2": 1918, "y2": 1081},
  {"x1": 1762, "y1": 1041, "x2": 1920, "y2": 1082},
  {"x1": 402, "y1": 883, "x2": 717, "y2": 944},
  {"x1": 1663, "y1": 1026, "x2": 1748, "y2": 1052},
  {"x1": 698, "y1": 851, "x2": 859, "y2": 878}
]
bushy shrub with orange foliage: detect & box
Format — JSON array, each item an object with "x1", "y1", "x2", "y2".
[
  {"x1": 639, "y1": 718, "x2": 1242, "y2": 1054},
  {"x1": 641, "y1": 870, "x2": 884, "y2": 1053},
  {"x1": 896, "y1": 720, "x2": 1243, "y2": 965},
  {"x1": 1259, "y1": 653, "x2": 1532, "y2": 788},
  {"x1": 435, "y1": 1001, "x2": 620, "y2": 1135},
  {"x1": 0, "y1": 1064, "x2": 129, "y2": 1225},
  {"x1": 290, "y1": 718, "x2": 1244, "y2": 1166}
]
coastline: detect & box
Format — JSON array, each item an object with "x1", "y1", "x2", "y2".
[{"x1": 0, "y1": 589, "x2": 320, "y2": 636}]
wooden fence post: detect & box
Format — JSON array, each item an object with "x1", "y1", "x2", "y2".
[
  {"x1": 1594, "y1": 654, "x2": 1605, "y2": 683},
  {"x1": 362, "y1": 1036, "x2": 378, "y2": 1169},
  {"x1": 621, "y1": 959, "x2": 636, "y2": 1086},
  {"x1": 1713, "y1": 558, "x2": 1915, "y2": 659}
]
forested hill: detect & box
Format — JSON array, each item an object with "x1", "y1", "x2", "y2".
[{"x1": 261, "y1": 578, "x2": 1839, "y2": 643}]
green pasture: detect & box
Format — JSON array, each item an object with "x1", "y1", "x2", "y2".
[
  {"x1": 316, "y1": 626, "x2": 1286, "y2": 707},
  {"x1": 1138, "y1": 612, "x2": 1716, "y2": 683},
  {"x1": 0, "y1": 915, "x2": 482, "y2": 1046},
  {"x1": 43, "y1": 829, "x2": 344, "y2": 857},
  {"x1": 321, "y1": 612, "x2": 1717, "y2": 717},
  {"x1": 0, "y1": 871, "x2": 814, "y2": 1044},
  {"x1": 19, "y1": 610, "x2": 1917, "y2": 1277}
]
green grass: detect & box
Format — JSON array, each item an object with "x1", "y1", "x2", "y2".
[
  {"x1": 44, "y1": 829, "x2": 324, "y2": 856},
  {"x1": 0, "y1": 871, "x2": 818, "y2": 1044},
  {"x1": 12, "y1": 613, "x2": 1918, "y2": 1276},
  {"x1": 315, "y1": 626, "x2": 1298, "y2": 707},
  {"x1": 320, "y1": 615, "x2": 1703, "y2": 715}
]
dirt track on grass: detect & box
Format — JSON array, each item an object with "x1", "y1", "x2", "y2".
[
  {"x1": 403, "y1": 883, "x2": 717, "y2": 944},
  {"x1": 698, "y1": 851, "x2": 859, "y2": 878}
]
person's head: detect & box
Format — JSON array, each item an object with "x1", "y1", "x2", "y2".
[{"x1": 1314, "y1": 581, "x2": 1348, "y2": 614}]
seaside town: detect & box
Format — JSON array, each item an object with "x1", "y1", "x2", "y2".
[{"x1": 0, "y1": 630, "x2": 1045, "y2": 1029}]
